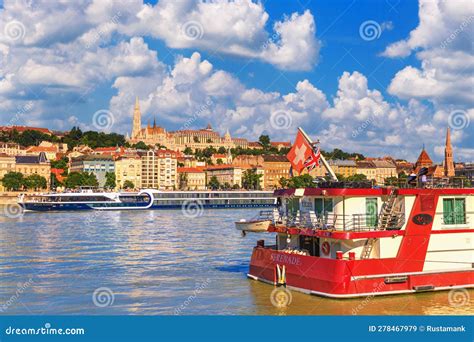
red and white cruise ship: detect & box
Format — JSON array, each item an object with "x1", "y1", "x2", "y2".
[{"x1": 248, "y1": 186, "x2": 474, "y2": 298}]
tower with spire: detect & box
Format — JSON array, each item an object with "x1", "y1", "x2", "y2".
[
  {"x1": 444, "y1": 127, "x2": 455, "y2": 177},
  {"x1": 132, "y1": 96, "x2": 142, "y2": 139}
]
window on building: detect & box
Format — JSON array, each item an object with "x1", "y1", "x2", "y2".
[{"x1": 443, "y1": 198, "x2": 466, "y2": 225}]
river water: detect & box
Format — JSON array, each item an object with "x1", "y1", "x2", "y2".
[{"x1": 0, "y1": 208, "x2": 472, "y2": 315}]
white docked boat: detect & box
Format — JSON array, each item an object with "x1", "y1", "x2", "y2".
[{"x1": 235, "y1": 210, "x2": 276, "y2": 235}]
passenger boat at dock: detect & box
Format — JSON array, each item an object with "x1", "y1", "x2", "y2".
[
  {"x1": 18, "y1": 189, "x2": 276, "y2": 212},
  {"x1": 247, "y1": 184, "x2": 474, "y2": 298}
]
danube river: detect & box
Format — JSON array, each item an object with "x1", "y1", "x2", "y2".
[{"x1": 0, "y1": 208, "x2": 472, "y2": 315}]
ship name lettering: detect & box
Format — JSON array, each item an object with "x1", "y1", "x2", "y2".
[{"x1": 271, "y1": 253, "x2": 302, "y2": 265}]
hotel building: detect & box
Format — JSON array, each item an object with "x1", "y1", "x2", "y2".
[{"x1": 139, "y1": 149, "x2": 178, "y2": 190}]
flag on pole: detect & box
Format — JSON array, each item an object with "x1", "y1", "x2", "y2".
[
  {"x1": 303, "y1": 145, "x2": 321, "y2": 172},
  {"x1": 286, "y1": 129, "x2": 320, "y2": 174}
]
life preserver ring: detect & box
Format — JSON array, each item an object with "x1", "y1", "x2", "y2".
[{"x1": 321, "y1": 241, "x2": 331, "y2": 256}]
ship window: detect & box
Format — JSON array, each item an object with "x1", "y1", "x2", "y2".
[
  {"x1": 314, "y1": 198, "x2": 333, "y2": 215},
  {"x1": 443, "y1": 198, "x2": 466, "y2": 225}
]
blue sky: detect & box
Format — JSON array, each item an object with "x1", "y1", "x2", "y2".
[{"x1": 0, "y1": 0, "x2": 472, "y2": 162}]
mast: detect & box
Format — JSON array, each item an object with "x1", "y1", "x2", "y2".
[{"x1": 298, "y1": 127, "x2": 338, "y2": 181}]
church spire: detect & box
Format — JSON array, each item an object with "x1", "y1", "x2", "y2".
[
  {"x1": 153, "y1": 116, "x2": 156, "y2": 129},
  {"x1": 444, "y1": 126, "x2": 455, "y2": 177},
  {"x1": 132, "y1": 96, "x2": 142, "y2": 139}
]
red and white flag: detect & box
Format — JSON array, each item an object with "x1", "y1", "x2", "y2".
[
  {"x1": 286, "y1": 129, "x2": 320, "y2": 174},
  {"x1": 304, "y1": 145, "x2": 320, "y2": 172}
]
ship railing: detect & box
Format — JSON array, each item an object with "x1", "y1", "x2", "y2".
[
  {"x1": 277, "y1": 212, "x2": 405, "y2": 232},
  {"x1": 393, "y1": 177, "x2": 471, "y2": 189}
]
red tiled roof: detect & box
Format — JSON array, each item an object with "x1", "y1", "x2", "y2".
[
  {"x1": 94, "y1": 147, "x2": 118, "y2": 152},
  {"x1": 0, "y1": 126, "x2": 51, "y2": 134},
  {"x1": 212, "y1": 154, "x2": 226, "y2": 158},
  {"x1": 26, "y1": 146, "x2": 57, "y2": 152},
  {"x1": 416, "y1": 149, "x2": 433, "y2": 166}
]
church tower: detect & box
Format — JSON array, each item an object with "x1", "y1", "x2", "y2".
[
  {"x1": 444, "y1": 127, "x2": 455, "y2": 177},
  {"x1": 224, "y1": 129, "x2": 232, "y2": 142},
  {"x1": 132, "y1": 96, "x2": 142, "y2": 139}
]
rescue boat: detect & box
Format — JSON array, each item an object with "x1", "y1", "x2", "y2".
[{"x1": 247, "y1": 185, "x2": 474, "y2": 298}]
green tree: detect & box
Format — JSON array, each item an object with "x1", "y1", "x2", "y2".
[
  {"x1": 179, "y1": 173, "x2": 188, "y2": 190},
  {"x1": 216, "y1": 158, "x2": 223, "y2": 165},
  {"x1": 346, "y1": 174, "x2": 368, "y2": 182},
  {"x1": 242, "y1": 168, "x2": 262, "y2": 190},
  {"x1": 193, "y1": 136, "x2": 199, "y2": 143},
  {"x1": 232, "y1": 183, "x2": 240, "y2": 189},
  {"x1": 183, "y1": 147, "x2": 193, "y2": 155},
  {"x1": 217, "y1": 147, "x2": 226, "y2": 154},
  {"x1": 279, "y1": 177, "x2": 288, "y2": 188},
  {"x1": 62, "y1": 126, "x2": 83, "y2": 149},
  {"x1": 258, "y1": 135, "x2": 271, "y2": 149},
  {"x1": 286, "y1": 174, "x2": 316, "y2": 188},
  {"x1": 208, "y1": 176, "x2": 220, "y2": 190},
  {"x1": 1, "y1": 172, "x2": 24, "y2": 191},
  {"x1": 14, "y1": 130, "x2": 55, "y2": 147},
  {"x1": 223, "y1": 182, "x2": 231, "y2": 190},
  {"x1": 64, "y1": 172, "x2": 83, "y2": 188},
  {"x1": 64, "y1": 172, "x2": 98, "y2": 189},
  {"x1": 82, "y1": 172, "x2": 99, "y2": 187},
  {"x1": 23, "y1": 174, "x2": 47, "y2": 190},
  {"x1": 104, "y1": 172, "x2": 116, "y2": 189},
  {"x1": 132, "y1": 141, "x2": 150, "y2": 150},
  {"x1": 122, "y1": 180, "x2": 135, "y2": 189}
]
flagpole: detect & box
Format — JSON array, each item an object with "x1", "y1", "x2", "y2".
[{"x1": 298, "y1": 127, "x2": 338, "y2": 181}]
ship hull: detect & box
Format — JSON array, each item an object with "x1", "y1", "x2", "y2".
[
  {"x1": 20, "y1": 202, "x2": 275, "y2": 212},
  {"x1": 248, "y1": 247, "x2": 474, "y2": 298}
]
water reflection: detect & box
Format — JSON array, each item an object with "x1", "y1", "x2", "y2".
[{"x1": 0, "y1": 208, "x2": 472, "y2": 315}]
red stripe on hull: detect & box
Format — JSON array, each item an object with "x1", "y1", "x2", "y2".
[{"x1": 248, "y1": 247, "x2": 474, "y2": 298}]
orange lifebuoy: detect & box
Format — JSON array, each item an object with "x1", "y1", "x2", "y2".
[{"x1": 321, "y1": 241, "x2": 330, "y2": 255}]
